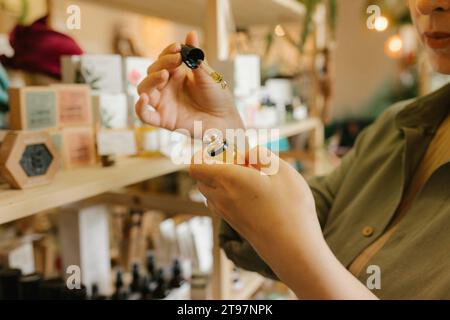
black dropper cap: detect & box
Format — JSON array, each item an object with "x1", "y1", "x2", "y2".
[
  {"x1": 0, "y1": 268, "x2": 22, "y2": 300},
  {"x1": 18, "y1": 273, "x2": 42, "y2": 300},
  {"x1": 181, "y1": 44, "x2": 205, "y2": 69}
]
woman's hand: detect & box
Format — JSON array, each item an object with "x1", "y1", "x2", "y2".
[
  {"x1": 135, "y1": 31, "x2": 244, "y2": 135},
  {"x1": 190, "y1": 147, "x2": 322, "y2": 266},
  {"x1": 190, "y1": 147, "x2": 378, "y2": 300}
]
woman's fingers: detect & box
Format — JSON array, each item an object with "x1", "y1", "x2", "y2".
[
  {"x1": 135, "y1": 93, "x2": 161, "y2": 126},
  {"x1": 184, "y1": 31, "x2": 216, "y2": 85},
  {"x1": 147, "y1": 53, "x2": 182, "y2": 75},
  {"x1": 137, "y1": 69, "x2": 169, "y2": 96},
  {"x1": 158, "y1": 42, "x2": 181, "y2": 59}
]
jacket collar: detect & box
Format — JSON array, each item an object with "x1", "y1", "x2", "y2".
[{"x1": 395, "y1": 82, "x2": 450, "y2": 134}]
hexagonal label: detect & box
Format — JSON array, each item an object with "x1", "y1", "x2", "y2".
[{"x1": 19, "y1": 143, "x2": 54, "y2": 177}]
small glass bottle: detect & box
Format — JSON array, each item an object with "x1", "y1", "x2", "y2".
[
  {"x1": 146, "y1": 251, "x2": 156, "y2": 280},
  {"x1": 169, "y1": 259, "x2": 184, "y2": 289},
  {"x1": 129, "y1": 263, "x2": 141, "y2": 297},
  {"x1": 152, "y1": 269, "x2": 168, "y2": 300},
  {"x1": 203, "y1": 131, "x2": 238, "y2": 164}
]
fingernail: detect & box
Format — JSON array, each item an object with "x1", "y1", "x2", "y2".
[{"x1": 145, "y1": 104, "x2": 156, "y2": 112}]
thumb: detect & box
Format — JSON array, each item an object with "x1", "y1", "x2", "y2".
[
  {"x1": 185, "y1": 30, "x2": 199, "y2": 47},
  {"x1": 184, "y1": 31, "x2": 217, "y2": 85}
]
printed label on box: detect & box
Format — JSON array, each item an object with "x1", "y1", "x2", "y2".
[
  {"x1": 25, "y1": 91, "x2": 57, "y2": 129},
  {"x1": 58, "y1": 89, "x2": 90, "y2": 125},
  {"x1": 65, "y1": 130, "x2": 94, "y2": 166}
]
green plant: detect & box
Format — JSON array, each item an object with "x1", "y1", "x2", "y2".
[
  {"x1": 264, "y1": 0, "x2": 337, "y2": 56},
  {"x1": 75, "y1": 66, "x2": 101, "y2": 90},
  {"x1": 363, "y1": 0, "x2": 411, "y2": 26},
  {"x1": 299, "y1": 0, "x2": 337, "y2": 51}
]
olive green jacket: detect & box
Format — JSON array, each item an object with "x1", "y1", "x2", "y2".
[{"x1": 220, "y1": 83, "x2": 450, "y2": 300}]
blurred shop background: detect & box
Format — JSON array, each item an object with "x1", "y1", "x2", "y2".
[{"x1": 0, "y1": 0, "x2": 448, "y2": 300}]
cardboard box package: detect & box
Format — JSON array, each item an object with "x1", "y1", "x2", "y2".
[
  {"x1": 52, "y1": 84, "x2": 92, "y2": 127},
  {"x1": 92, "y1": 93, "x2": 128, "y2": 130},
  {"x1": 61, "y1": 55, "x2": 123, "y2": 94},
  {"x1": 123, "y1": 57, "x2": 153, "y2": 95},
  {"x1": 61, "y1": 126, "x2": 96, "y2": 169},
  {"x1": 0, "y1": 131, "x2": 59, "y2": 189},
  {"x1": 8, "y1": 87, "x2": 58, "y2": 130}
]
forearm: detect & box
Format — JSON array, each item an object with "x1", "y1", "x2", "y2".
[{"x1": 263, "y1": 228, "x2": 378, "y2": 300}]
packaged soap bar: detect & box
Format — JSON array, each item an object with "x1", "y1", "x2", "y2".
[
  {"x1": 92, "y1": 93, "x2": 128, "y2": 129},
  {"x1": 8, "y1": 87, "x2": 58, "y2": 130},
  {"x1": 52, "y1": 84, "x2": 92, "y2": 127},
  {"x1": 123, "y1": 57, "x2": 153, "y2": 95},
  {"x1": 61, "y1": 126, "x2": 96, "y2": 169},
  {"x1": 61, "y1": 54, "x2": 123, "y2": 94},
  {"x1": 0, "y1": 130, "x2": 59, "y2": 189},
  {"x1": 96, "y1": 129, "x2": 137, "y2": 156}
]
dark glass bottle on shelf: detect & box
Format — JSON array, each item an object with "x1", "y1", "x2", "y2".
[
  {"x1": 169, "y1": 259, "x2": 184, "y2": 289},
  {"x1": 61, "y1": 284, "x2": 87, "y2": 300},
  {"x1": 90, "y1": 283, "x2": 106, "y2": 300},
  {"x1": 0, "y1": 268, "x2": 22, "y2": 300},
  {"x1": 18, "y1": 273, "x2": 42, "y2": 300},
  {"x1": 129, "y1": 263, "x2": 141, "y2": 294},
  {"x1": 128, "y1": 263, "x2": 143, "y2": 300},
  {"x1": 140, "y1": 275, "x2": 153, "y2": 300},
  {"x1": 112, "y1": 270, "x2": 128, "y2": 300},
  {"x1": 146, "y1": 251, "x2": 155, "y2": 280},
  {"x1": 40, "y1": 278, "x2": 65, "y2": 300},
  {"x1": 152, "y1": 269, "x2": 168, "y2": 300}
]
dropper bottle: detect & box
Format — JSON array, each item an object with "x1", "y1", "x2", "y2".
[
  {"x1": 181, "y1": 44, "x2": 228, "y2": 89},
  {"x1": 181, "y1": 45, "x2": 236, "y2": 162}
]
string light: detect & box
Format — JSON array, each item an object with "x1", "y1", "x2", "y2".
[
  {"x1": 275, "y1": 24, "x2": 286, "y2": 37},
  {"x1": 374, "y1": 16, "x2": 389, "y2": 32},
  {"x1": 385, "y1": 35, "x2": 403, "y2": 58}
]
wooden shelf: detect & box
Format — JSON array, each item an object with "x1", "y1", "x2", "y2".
[
  {"x1": 275, "y1": 118, "x2": 321, "y2": 140},
  {"x1": 87, "y1": 0, "x2": 305, "y2": 27},
  {"x1": 230, "y1": 271, "x2": 265, "y2": 300},
  {"x1": 0, "y1": 157, "x2": 187, "y2": 224},
  {"x1": 0, "y1": 118, "x2": 320, "y2": 225}
]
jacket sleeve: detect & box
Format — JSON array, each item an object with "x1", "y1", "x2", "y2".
[{"x1": 219, "y1": 136, "x2": 364, "y2": 280}]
